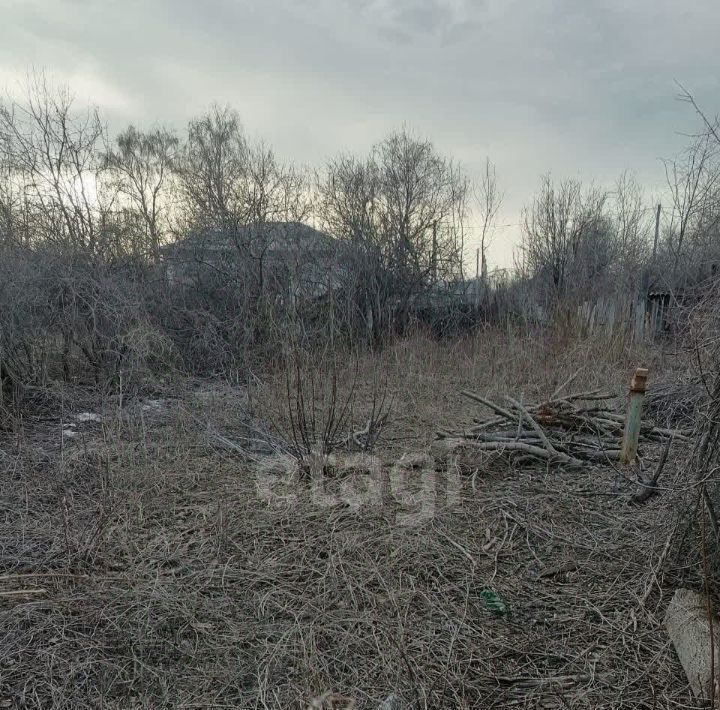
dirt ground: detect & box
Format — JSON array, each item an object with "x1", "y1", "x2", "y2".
[{"x1": 0, "y1": 332, "x2": 703, "y2": 708}]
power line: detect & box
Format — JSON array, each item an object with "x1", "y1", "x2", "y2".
[{"x1": 462, "y1": 222, "x2": 522, "y2": 230}]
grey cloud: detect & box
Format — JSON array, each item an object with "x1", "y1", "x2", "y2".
[
  {"x1": 0, "y1": 0, "x2": 718, "y2": 265},
  {"x1": 384, "y1": 0, "x2": 454, "y2": 35}
]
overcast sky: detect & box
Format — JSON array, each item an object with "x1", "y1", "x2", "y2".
[{"x1": 1, "y1": 0, "x2": 719, "y2": 267}]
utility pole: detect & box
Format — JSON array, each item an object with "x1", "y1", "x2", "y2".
[
  {"x1": 431, "y1": 221, "x2": 438, "y2": 284},
  {"x1": 652, "y1": 204, "x2": 661, "y2": 261}
]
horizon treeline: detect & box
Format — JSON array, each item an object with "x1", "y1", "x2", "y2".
[{"x1": 1, "y1": 73, "x2": 719, "y2": 395}]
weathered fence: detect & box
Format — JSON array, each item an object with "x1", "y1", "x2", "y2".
[{"x1": 579, "y1": 292, "x2": 671, "y2": 343}]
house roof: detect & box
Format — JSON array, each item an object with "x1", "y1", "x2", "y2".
[
  {"x1": 163, "y1": 221, "x2": 337, "y2": 260},
  {"x1": 161, "y1": 221, "x2": 357, "y2": 297}
]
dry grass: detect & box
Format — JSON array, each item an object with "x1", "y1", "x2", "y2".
[
  {"x1": 256, "y1": 326, "x2": 668, "y2": 456},
  {"x1": 0, "y1": 327, "x2": 703, "y2": 709}
]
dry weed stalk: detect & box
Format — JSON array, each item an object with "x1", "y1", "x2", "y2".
[{"x1": 283, "y1": 346, "x2": 391, "y2": 477}]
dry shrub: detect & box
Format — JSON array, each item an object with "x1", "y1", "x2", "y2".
[
  {"x1": 663, "y1": 279, "x2": 720, "y2": 592},
  {"x1": 258, "y1": 344, "x2": 393, "y2": 478},
  {"x1": 114, "y1": 321, "x2": 178, "y2": 387}
]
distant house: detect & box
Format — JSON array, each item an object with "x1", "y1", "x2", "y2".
[{"x1": 162, "y1": 221, "x2": 351, "y2": 302}]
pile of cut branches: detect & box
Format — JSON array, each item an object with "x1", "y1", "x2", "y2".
[
  {"x1": 436, "y1": 389, "x2": 690, "y2": 468},
  {"x1": 644, "y1": 376, "x2": 706, "y2": 429}
]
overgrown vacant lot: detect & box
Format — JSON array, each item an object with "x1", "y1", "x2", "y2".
[{"x1": 0, "y1": 331, "x2": 700, "y2": 708}]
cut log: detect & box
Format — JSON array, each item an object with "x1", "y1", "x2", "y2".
[{"x1": 664, "y1": 588, "x2": 720, "y2": 702}]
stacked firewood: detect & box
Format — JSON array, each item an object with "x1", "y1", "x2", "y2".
[{"x1": 436, "y1": 389, "x2": 690, "y2": 468}]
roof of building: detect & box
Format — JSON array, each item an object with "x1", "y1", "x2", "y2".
[{"x1": 163, "y1": 221, "x2": 337, "y2": 260}]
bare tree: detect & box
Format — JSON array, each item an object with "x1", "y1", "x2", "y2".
[
  {"x1": 243, "y1": 142, "x2": 310, "y2": 225},
  {"x1": 178, "y1": 104, "x2": 250, "y2": 233},
  {"x1": 663, "y1": 132, "x2": 719, "y2": 287},
  {"x1": 318, "y1": 153, "x2": 387, "y2": 340},
  {"x1": 612, "y1": 170, "x2": 650, "y2": 292},
  {"x1": 678, "y1": 83, "x2": 720, "y2": 149},
  {"x1": 474, "y1": 158, "x2": 503, "y2": 283},
  {"x1": 520, "y1": 174, "x2": 607, "y2": 300},
  {"x1": 664, "y1": 85, "x2": 720, "y2": 285},
  {"x1": 320, "y1": 154, "x2": 380, "y2": 247},
  {"x1": 0, "y1": 72, "x2": 108, "y2": 253},
  {"x1": 104, "y1": 125, "x2": 179, "y2": 261},
  {"x1": 0, "y1": 158, "x2": 25, "y2": 246},
  {"x1": 178, "y1": 107, "x2": 310, "y2": 247},
  {"x1": 318, "y1": 129, "x2": 469, "y2": 338},
  {"x1": 376, "y1": 129, "x2": 468, "y2": 291}
]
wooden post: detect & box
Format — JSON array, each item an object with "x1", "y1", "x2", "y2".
[{"x1": 620, "y1": 367, "x2": 649, "y2": 463}]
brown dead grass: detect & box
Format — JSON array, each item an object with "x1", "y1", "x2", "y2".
[
  {"x1": 256, "y1": 326, "x2": 667, "y2": 457},
  {"x1": 0, "y1": 327, "x2": 700, "y2": 709}
]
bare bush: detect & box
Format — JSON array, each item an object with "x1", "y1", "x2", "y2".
[{"x1": 281, "y1": 346, "x2": 391, "y2": 476}]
